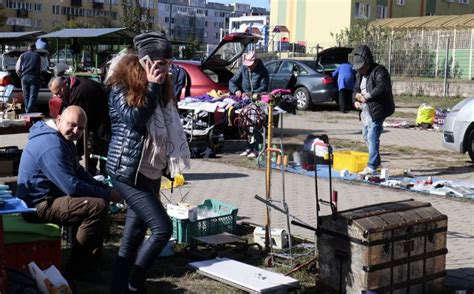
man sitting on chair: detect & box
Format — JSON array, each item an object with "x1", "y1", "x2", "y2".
[{"x1": 17, "y1": 105, "x2": 120, "y2": 279}]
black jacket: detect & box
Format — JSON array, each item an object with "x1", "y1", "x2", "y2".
[
  {"x1": 352, "y1": 45, "x2": 395, "y2": 121},
  {"x1": 106, "y1": 83, "x2": 160, "y2": 185}
]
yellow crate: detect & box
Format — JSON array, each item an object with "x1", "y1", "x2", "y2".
[{"x1": 333, "y1": 151, "x2": 368, "y2": 173}]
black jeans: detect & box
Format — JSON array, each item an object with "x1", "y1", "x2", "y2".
[
  {"x1": 339, "y1": 89, "x2": 353, "y2": 112},
  {"x1": 111, "y1": 173, "x2": 172, "y2": 270}
]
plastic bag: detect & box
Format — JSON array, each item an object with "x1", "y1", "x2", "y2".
[
  {"x1": 161, "y1": 173, "x2": 185, "y2": 190},
  {"x1": 28, "y1": 262, "x2": 72, "y2": 294},
  {"x1": 416, "y1": 103, "x2": 436, "y2": 126}
]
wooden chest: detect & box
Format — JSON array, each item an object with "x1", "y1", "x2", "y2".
[{"x1": 317, "y1": 199, "x2": 447, "y2": 294}]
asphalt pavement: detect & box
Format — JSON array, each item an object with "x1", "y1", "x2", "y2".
[{"x1": 1, "y1": 109, "x2": 473, "y2": 291}]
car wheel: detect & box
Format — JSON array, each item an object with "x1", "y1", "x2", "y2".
[
  {"x1": 468, "y1": 129, "x2": 474, "y2": 162},
  {"x1": 294, "y1": 87, "x2": 311, "y2": 110}
]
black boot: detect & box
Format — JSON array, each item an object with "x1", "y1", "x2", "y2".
[
  {"x1": 63, "y1": 243, "x2": 104, "y2": 283},
  {"x1": 110, "y1": 256, "x2": 133, "y2": 294},
  {"x1": 127, "y1": 265, "x2": 147, "y2": 293}
]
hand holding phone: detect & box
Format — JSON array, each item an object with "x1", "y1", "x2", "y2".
[{"x1": 139, "y1": 55, "x2": 152, "y2": 70}]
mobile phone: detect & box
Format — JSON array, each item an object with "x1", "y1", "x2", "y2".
[{"x1": 139, "y1": 55, "x2": 152, "y2": 69}]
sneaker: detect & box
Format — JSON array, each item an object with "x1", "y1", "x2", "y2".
[
  {"x1": 247, "y1": 152, "x2": 257, "y2": 158},
  {"x1": 240, "y1": 150, "x2": 250, "y2": 156},
  {"x1": 359, "y1": 166, "x2": 376, "y2": 176}
]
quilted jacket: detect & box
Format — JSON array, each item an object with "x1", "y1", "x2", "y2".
[{"x1": 106, "y1": 83, "x2": 160, "y2": 185}]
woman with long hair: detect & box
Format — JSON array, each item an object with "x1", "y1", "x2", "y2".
[{"x1": 105, "y1": 32, "x2": 190, "y2": 293}]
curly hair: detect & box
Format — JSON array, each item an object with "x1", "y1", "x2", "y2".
[{"x1": 105, "y1": 54, "x2": 175, "y2": 108}]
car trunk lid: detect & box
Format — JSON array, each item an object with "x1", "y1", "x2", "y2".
[
  {"x1": 316, "y1": 47, "x2": 353, "y2": 70},
  {"x1": 201, "y1": 33, "x2": 260, "y2": 69}
]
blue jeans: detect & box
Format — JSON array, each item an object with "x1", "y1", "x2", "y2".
[
  {"x1": 111, "y1": 173, "x2": 172, "y2": 270},
  {"x1": 21, "y1": 74, "x2": 40, "y2": 113},
  {"x1": 362, "y1": 118, "x2": 384, "y2": 169}
]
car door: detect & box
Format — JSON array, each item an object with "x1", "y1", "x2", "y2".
[
  {"x1": 265, "y1": 60, "x2": 281, "y2": 90},
  {"x1": 272, "y1": 60, "x2": 295, "y2": 90}
]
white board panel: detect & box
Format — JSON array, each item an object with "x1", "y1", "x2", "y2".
[{"x1": 189, "y1": 257, "x2": 300, "y2": 293}]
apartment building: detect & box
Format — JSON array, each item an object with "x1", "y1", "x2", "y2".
[
  {"x1": 0, "y1": 0, "x2": 267, "y2": 46},
  {"x1": 270, "y1": 0, "x2": 474, "y2": 51},
  {"x1": 0, "y1": 0, "x2": 124, "y2": 32},
  {"x1": 157, "y1": 0, "x2": 258, "y2": 45}
]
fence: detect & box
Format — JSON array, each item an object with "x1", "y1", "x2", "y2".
[{"x1": 344, "y1": 28, "x2": 474, "y2": 96}]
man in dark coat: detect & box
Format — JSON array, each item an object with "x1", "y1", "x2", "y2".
[
  {"x1": 352, "y1": 45, "x2": 395, "y2": 175},
  {"x1": 229, "y1": 51, "x2": 269, "y2": 97},
  {"x1": 48, "y1": 76, "x2": 110, "y2": 175},
  {"x1": 16, "y1": 44, "x2": 41, "y2": 113}
]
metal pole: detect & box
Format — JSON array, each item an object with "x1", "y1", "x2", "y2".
[
  {"x1": 264, "y1": 98, "x2": 274, "y2": 251},
  {"x1": 443, "y1": 37, "x2": 450, "y2": 98},
  {"x1": 470, "y1": 28, "x2": 473, "y2": 80},
  {"x1": 388, "y1": 38, "x2": 392, "y2": 75},
  {"x1": 83, "y1": 125, "x2": 89, "y2": 172}
]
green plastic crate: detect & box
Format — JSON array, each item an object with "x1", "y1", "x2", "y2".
[{"x1": 171, "y1": 199, "x2": 238, "y2": 244}]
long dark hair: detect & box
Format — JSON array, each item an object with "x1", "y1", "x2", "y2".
[{"x1": 105, "y1": 55, "x2": 175, "y2": 107}]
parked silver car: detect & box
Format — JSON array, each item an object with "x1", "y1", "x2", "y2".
[{"x1": 442, "y1": 97, "x2": 474, "y2": 161}]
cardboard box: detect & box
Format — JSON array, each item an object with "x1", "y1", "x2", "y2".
[
  {"x1": 253, "y1": 226, "x2": 289, "y2": 249},
  {"x1": 167, "y1": 203, "x2": 198, "y2": 222}
]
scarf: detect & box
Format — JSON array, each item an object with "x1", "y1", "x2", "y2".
[{"x1": 142, "y1": 99, "x2": 191, "y2": 179}]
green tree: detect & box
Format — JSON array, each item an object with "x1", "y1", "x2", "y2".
[
  {"x1": 180, "y1": 36, "x2": 202, "y2": 60},
  {"x1": 51, "y1": 20, "x2": 96, "y2": 32},
  {"x1": 122, "y1": 1, "x2": 164, "y2": 33}
]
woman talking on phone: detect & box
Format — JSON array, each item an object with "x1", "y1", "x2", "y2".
[{"x1": 105, "y1": 32, "x2": 190, "y2": 293}]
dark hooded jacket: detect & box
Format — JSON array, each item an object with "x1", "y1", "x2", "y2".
[
  {"x1": 352, "y1": 45, "x2": 395, "y2": 121},
  {"x1": 229, "y1": 59, "x2": 269, "y2": 94},
  {"x1": 17, "y1": 121, "x2": 110, "y2": 207}
]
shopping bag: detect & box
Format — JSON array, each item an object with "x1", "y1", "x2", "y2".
[
  {"x1": 416, "y1": 103, "x2": 436, "y2": 126},
  {"x1": 28, "y1": 262, "x2": 72, "y2": 294}
]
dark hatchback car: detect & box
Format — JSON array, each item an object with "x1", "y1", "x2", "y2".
[
  {"x1": 264, "y1": 47, "x2": 353, "y2": 110},
  {"x1": 174, "y1": 33, "x2": 260, "y2": 99}
]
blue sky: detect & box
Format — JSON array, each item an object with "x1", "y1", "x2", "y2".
[{"x1": 209, "y1": 0, "x2": 269, "y2": 9}]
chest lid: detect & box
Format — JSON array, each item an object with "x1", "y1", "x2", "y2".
[{"x1": 319, "y1": 199, "x2": 447, "y2": 244}]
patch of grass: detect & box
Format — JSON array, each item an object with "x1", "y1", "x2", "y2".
[
  {"x1": 394, "y1": 95, "x2": 464, "y2": 109},
  {"x1": 67, "y1": 218, "x2": 318, "y2": 293},
  {"x1": 390, "y1": 111, "x2": 416, "y2": 119}
]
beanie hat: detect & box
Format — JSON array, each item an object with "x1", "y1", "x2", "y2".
[{"x1": 133, "y1": 32, "x2": 173, "y2": 60}]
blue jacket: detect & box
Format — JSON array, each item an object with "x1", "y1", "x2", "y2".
[
  {"x1": 106, "y1": 83, "x2": 160, "y2": 185},
  {"x1": 17, "y1": 121, "x2": 110, "y2": 207},
  {"x1": 332, "y1": 63, "x2": 354, "y2": 90},
  {"x1": 229, "y1": 60, "x2": 269, "y2": 94}
]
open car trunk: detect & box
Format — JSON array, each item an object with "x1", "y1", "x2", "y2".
[
  {"x1": 201, "y1": 33, "x2": 260, "y2": 87},
  {"x1": 315, "y1": 47, "x2": 353, "y2": 74}
]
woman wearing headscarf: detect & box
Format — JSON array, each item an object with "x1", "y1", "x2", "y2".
[{"x1": 105, "y1": 32, "x2": 190, "y2": 293}]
